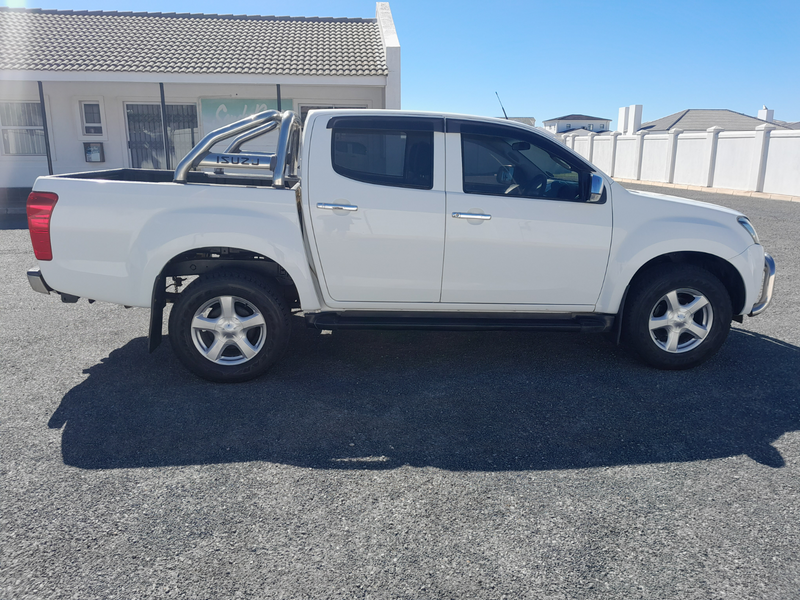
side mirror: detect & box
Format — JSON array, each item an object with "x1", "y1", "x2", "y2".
[{"x1": 588, "y1": 173, "x2": 605, "y2": 203}]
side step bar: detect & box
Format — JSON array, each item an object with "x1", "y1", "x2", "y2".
[{"x1": 305, "y1": 312, "x2": 614, "y2": 333}]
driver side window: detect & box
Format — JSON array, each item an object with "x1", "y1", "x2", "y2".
[{"x1": 461, "y1": 131, "x2": 583, "y2": 201}]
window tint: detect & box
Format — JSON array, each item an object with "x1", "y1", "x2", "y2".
[
  {"x1": 461, "y1": 131, "x2": 585, "y2": 201},
  {"x1": 332, "y1": 128, "x2": 433, "y2": 190}
]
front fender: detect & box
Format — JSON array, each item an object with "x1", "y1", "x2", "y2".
[{"x1": 597, "y1": 204, "x2": 753, "y2": 314}]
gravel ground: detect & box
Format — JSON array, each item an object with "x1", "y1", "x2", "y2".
[{"x1": 1, "y1": 186, "x2": 798, "y2": 600}]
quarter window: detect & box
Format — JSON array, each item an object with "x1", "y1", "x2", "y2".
[
  {"x1": 0, "y1": 102, "x2": 45, "y2": 155},
  {"x1": 332, "y1": 128, "x2": 433, "y2": 189}
]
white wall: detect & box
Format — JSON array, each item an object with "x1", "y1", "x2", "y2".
[
  {"x1": 565, "y1": 126, "x2": 800, "y2": 197},
  {"x1": 639, "y1": 134, "x2": 668, "y2": 182},
  {"x1": 592, "y1": 136, "x2": 614, "y2": 174},
  {"x1": 0, "y1": 79, "x2": 386, "y2": 187},
  {"x1": 762, "y1": 131, "x2": 800, "y2": 195},
  {"x1": 672, "y1": 134, "x2": 706, "y2": 186}
]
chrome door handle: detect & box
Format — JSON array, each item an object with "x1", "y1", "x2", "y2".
[
  {"x1": 452, "y1": 212, "x2": 491, "y2": 220},
  {"x1": 317, "y1": 203, "x2": 358, "y2": 211}
]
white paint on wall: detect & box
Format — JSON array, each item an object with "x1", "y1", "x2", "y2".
[
  {"x1": 377, "y1": 2, "x2": 401, "y2": 109},
  {"x1": 614, "y1": 137, "x2": 638, "y2": 179},
  {"x1": 671, "y1": 135, "x2": 706, "y2": 186},
  {"x1": 640, "y1": 135, "x2": 669, "y2": 182},
  {"x1": 713, "y1": 133, "x2": 756, "y2": 191},
  {"x1": 762, "y1": 132, "x2": 800, "y2": 196},
  {"x1": 592, "y1": 137, "x2": 613, "y2": 174}
]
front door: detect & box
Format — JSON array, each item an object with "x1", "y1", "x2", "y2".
[{"x1": 441, "y1": 121, "x2": 612, "y2": 306}]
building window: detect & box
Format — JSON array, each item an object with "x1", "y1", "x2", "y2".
[
  {"x1": 588, "y1": 124, "x2": 594, "y2": 131},
  {"x1": 299, "y1": 104, "x2": 367, "y2": 124},
  {"x1": 0, "y1": 102, "x2": 45, "y2": 156},
  {"x1": 599, "y1": 124, "x2": 604, "y2": 130},
  {"x1": 80, "y1": 101, "x2": 103, "y2": 135},
  {"x1": 565, "y1": 124, "x2": 571, "y2": 130},
  {"x1": 125, "y1": 103, "x2": 198, "y2": 169}
]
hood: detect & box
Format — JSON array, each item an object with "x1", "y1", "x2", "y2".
[{"x1": 626, "y1": 188, "x2": 743, "y2": 218}]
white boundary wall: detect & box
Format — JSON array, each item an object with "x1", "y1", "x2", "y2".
[{"x1": 564, "y1": 125, "x2": 800, "y2": 197}]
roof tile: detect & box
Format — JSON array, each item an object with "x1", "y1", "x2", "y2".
[{"x1": 0, "y1": 7, "x2": 388, "y2": 76}]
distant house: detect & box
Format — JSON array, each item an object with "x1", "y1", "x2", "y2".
[
  {"x1": 638, "y1": 109, "x2": 792, "y2": 133},
  {"x1": 542, "y1": 114, "x2": 611, "y2": 135},
  {"x1": 0, "y1": 3, "x2": 400, "y2": 189}
]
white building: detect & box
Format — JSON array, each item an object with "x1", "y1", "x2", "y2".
[
  {"x1": 0, "y1": 4, "x2": 401, "y2": 189},
  {"x1": 542, "y1": 114, "x2": 611, "y2": 135}
]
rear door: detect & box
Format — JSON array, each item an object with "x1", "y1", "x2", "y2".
[{"x1": 307, "y1": 115, "x2": 446, "y2": 303}]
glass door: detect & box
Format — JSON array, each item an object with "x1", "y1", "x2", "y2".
[{"x1": 125, "y1": 103, "x2": 198, "y2": 168}]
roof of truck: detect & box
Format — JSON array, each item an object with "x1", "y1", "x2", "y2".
[{"x1": 0, "y1": 7, "x2": 388, "y2": 76}]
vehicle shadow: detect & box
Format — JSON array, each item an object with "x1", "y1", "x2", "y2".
[{"x1": 49, "y1": 317, "x2": 800, "y2": 471}]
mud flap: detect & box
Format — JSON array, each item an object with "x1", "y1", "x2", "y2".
[{"x1": 148, "y1": 273, "x2": 166, "y2": 353}]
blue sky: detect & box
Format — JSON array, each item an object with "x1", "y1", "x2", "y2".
[{"x1": 5, "y1": 0, "x2": 799, "y2": 127}]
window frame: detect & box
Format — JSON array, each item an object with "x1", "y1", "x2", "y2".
[
  {"x1": 0, "y1": 100, "x2": 47, "y2": 157},
  {"x1": 75, "y1": 97, "x2": 108, "y2": 141}
]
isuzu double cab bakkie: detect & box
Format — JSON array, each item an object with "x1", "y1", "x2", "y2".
[{"x1": 26, "y1": 109, "x2": 776, "y2": 382}]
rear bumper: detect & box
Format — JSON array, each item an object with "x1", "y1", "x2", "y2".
[
  {"x1": 749, "y1": 253, "x2": 776, "y2": 317},
  {"x1": 27, "y1": 267, "x2": 52, "y2": 295}
]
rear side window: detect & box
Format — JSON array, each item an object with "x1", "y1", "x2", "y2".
[{"x1": 331, "y1": 128, "x2": 433, "y2": 190}]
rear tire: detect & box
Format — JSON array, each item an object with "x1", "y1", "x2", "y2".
[
  {"x1": 168, "y1": 269, "x2": 290, "y2": 382},
  {"x1": 623, "y1": 265, "x2": 732, "y2": 370}
]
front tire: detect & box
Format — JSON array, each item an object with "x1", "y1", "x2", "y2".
[
  {"x1": 168, "y1": 270, "x2": 290, "y2": 382},
  {"x1": 623, "y1": 265, "x2": 732, "y2": 370}
]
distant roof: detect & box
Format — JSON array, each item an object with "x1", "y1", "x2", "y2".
[
  {"x1": 0, "y1": 7, "x2": 388, "y2": 76},
  {"x1": 775, "y1": 120, "x2": 800, "y2": 130},
  {"x1": 508, "y1": 117, "x2": 536, "y2": 127},
  {"x1": 640, "y1": 109, "x2": 791, "y2": 132},
  {"x1": 543, "y1": 114, "x2": 610, "y2": 122}
]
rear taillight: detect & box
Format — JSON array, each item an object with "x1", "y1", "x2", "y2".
[{"x1": 27, "y1": 192, "x2": 58, "y2": 261}]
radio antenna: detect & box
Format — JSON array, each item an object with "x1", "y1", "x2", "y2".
[{"x1": 495, "y1": 92, "x2": 509, "y2": 120}]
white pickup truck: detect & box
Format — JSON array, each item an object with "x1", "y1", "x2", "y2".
[{"x1": 26, "y1": 109, "x2": 776, "y2": 382}]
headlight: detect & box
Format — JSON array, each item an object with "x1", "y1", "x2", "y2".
[{"x1": 738, "y1": 216, "x2": 759, "y2": 245}]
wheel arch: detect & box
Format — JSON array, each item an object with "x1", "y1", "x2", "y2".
[
  {"x1": 626, "y1": 251, "x2": 746, "y2": 316},
  {"x1": 148, "y1": 245, "x2": 310, "y2": 352}
]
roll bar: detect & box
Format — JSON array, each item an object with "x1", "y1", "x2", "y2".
[{"x1": 173, "y1": 110, "x2": 301, "y2": 187}]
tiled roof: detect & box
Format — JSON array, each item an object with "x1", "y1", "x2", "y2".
[
  {"x1": 0, "y1": 7, "x2": 388, "y2": 76},
  {"x1": 544, "y1": 114, "x2": 610, "y2": 122},
  {"x1": 640, "y1": 109, "x2": 791, "y2": 132}
]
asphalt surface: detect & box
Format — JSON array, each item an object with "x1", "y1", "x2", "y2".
[{"x1": 2, "y1": 185, "x2": 799, "y2": 599}]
